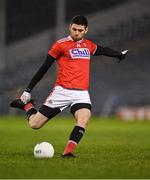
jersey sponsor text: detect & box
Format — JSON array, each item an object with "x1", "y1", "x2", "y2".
[{"x1": 70, "y1": 48, "x2": 90, "y2": 59}]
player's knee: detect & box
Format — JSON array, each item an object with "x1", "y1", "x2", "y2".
[
  {"x1": 77, "y1": 117, "x2": 90, "y2": 128},
  {"x1": 29, "y1": 120, "x2": 41, "y2": 130}
]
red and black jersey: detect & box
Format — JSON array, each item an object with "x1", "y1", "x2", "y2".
[{"x1": 48, "y1": 36, "x2": 97, "y2": 90}]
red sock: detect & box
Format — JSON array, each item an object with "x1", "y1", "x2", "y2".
[
  {"x1": 63, "y1": 140, "x2": 77, "y2": 155},
  {"x1": 24, "y1": 103, "x2": 34, "y2": 111}
]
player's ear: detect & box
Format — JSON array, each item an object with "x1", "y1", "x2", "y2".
[
  {"x1": 69, "y1": 24, "x2": 72, "y2": 31},
  {"x1": 85, "y1": 27, "x2": 88, "y2": 34}
]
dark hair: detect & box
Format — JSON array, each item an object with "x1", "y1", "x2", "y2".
[{"x1": 70, "y1": 15, "x2": 88, "y2": 28}]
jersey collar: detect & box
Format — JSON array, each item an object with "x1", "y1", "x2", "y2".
[{"x1": 68, "y1": 36, "x2": 84, "y2": 43}]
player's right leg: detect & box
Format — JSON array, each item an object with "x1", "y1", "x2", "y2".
[
  {"x1": 28, "y1": 105, "x2": 61, "y2": 129},
  {"x1": 10, "y1": 99, "x2": 61, "y2": 129}
]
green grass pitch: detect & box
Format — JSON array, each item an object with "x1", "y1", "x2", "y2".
[{"x1": 0, "y1": 116, "x2": 150, "y2": 179}]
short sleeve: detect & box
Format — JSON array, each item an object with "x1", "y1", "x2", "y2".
[
  {"x1": 88, "y1": 41, "x2": 97, "y2": 55},
  {"x1": 48, "y1": 42, "x2": 62, "y2": 59}
]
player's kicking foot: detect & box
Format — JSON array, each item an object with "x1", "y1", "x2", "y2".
[
  {"x1": 61, "y1": 153, "x2": 76, "y2": 158},
  {"x1": 10, "y1": 98, "x2": 35, "y2": 110},
  {"x1": 10, "y1": 99, "x2": 25, "y2": 110}
]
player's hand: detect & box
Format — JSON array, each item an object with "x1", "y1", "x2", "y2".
[
  {"x1": 20, "y1": 88, "x2": 31, "y2": 104},
  {"x1": 117, "y1": 50, "x2": 128, "y2": 63}
]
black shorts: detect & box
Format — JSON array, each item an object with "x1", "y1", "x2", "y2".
[{"x1": 70, "y1": 103, "x2": 92, "y2": 116}]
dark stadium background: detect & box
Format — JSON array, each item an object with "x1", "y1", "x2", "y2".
[{"x1": 0, "y1": 0, "x2": 150, "y2": 119}]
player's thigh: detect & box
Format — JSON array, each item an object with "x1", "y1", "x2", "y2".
[
  {"x1": 73, "y1": 108, "x2": 91, "y2": 128},
  {"x1": 29, "y1": 105, "x2": 61, "y2": 129}
]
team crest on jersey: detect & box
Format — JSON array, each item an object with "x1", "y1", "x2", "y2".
[{"x1": 70, "y1": 48, "x2": 90, "y2": 59}]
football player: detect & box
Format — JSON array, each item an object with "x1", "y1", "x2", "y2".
[{"x1": 10, "y1": 15, "x2": 128, "y2": 158}]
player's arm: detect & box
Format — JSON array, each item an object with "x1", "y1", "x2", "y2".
[
  {"x1": 26, "y1": 54, "x2": 55, "y2": 91},
  {"x1": 94, "y1": 45, "x2": 128, "y2": 63},
  {"x1": 20, "y1": 54, "x2": 55, "y2": 103}
]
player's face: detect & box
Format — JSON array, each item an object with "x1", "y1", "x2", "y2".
[{"x1": 69, "y1": 24, "x2": 88, "y2": 41}]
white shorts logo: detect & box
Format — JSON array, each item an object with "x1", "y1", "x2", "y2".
[{"x1": 70, "y1": 48, "x2": 90, "y2": 59}]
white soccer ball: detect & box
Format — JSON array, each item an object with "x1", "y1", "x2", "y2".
[{"x1": 34, "y1": 142, "x2": 54, "y2": 158}]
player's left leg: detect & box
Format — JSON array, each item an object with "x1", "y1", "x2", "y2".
[{"x1": 62, "y1": 103, "x2": 91, "y2": 157}]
